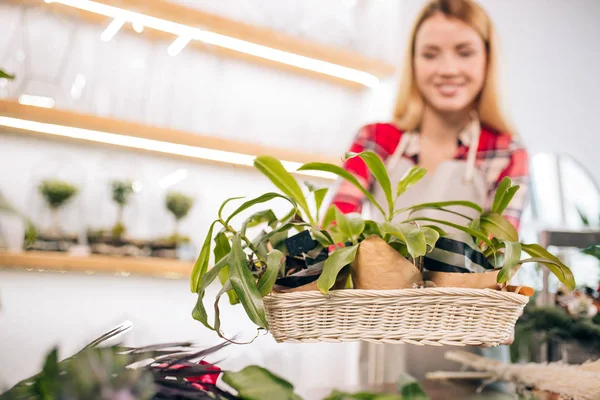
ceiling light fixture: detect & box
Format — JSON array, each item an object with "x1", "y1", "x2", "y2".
[
  {"x1": 46, "y1": 0, "x2": 379, "y2": 87},
  {"x1": 167, "y1": 35, "x2": 191, "y2": 57},
  {"x1": 0, "y1": 116, "x2": 335, "y2": 180},
  {"x1": 100, "y1": 17, "x2": 125, "y2": 42},
  {"x1": 18, "y1": 95, "x2": 55, "y2": 109},
  {"x1": 132, "y1": 22, "x2": 144, "y2": 33}
]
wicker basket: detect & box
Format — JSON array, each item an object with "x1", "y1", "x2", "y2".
[{"x1": 264, "y1": 287, "x2": 529, "y2": 346}]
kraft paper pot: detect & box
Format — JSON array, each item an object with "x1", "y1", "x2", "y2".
[
  {"x1": 352, "y1": 235, "x2": 423, "y2": 290},
  {"x1": 423, "y1": 268, "x2": 501, "y2": 289}
]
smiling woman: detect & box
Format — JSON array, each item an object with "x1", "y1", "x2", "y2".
[{"x1": 329, "y1": 0, "x2": 530, "y2": 387}]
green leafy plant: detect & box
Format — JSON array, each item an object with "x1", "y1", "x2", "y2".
[
  {"x1": 191, "y1": 156, "x2": 338, "y2": 338},
  {"x1": 192, "y1": 152, "x2": 575, "y2": 336},
  {"x1": 300, "y1": 151, "x2": 575, "y2": 293},
  {"x1": 0, "y1": 68, "x2": 15, "y2": 80},
  {"x1": 166, "y1": 192, "x2": 194, "y2": 241},
  {"x1": 110, "y1": 180, "x2": 134, "y2": 238},
  {"x1": 38, "y1": 179, "x2": 78, "y2": 234},
  {"x1": 0, "y1": 323, "x2": 431, "y2": 400},
  {"x1": 0, "y1": 323, "x2": 234, "y2": 400}
]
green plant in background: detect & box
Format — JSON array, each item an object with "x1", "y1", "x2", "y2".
[
  {"x1": 511, "y1": 303, "x2": 600, "y2": 363},
  {"x1": 166, "y1": 192, "x2": 194, "y2": 243},
  {"x1": 0, "y1": 191, "x2": 37, "y2": 247},
  {"x1": 0, "y1": 68, "x2": 15, "y2": 80},
  {"x1": 38, "y1": 179, "x2": 78, "y2": 235},
  {"x1": 0, "y1": 322, "x2": 431, "y2": 400},
  {"x1": 110, "y1": 180, "x2": 134, "y2": 238}
]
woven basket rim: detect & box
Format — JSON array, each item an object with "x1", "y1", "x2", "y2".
[{"x1": 266, "y1": 287, "x2": 529, "y2": 304}]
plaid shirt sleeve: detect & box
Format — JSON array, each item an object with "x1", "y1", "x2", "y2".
[
  {"x1": 482, "y1": 134, "x2": 530, "y2": 230},
  {"x1": 331, "y1": 123, "x2": 402, "y2": 214}
]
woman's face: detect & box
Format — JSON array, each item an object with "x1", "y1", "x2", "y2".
[{"x1": 414, "y1": 13, "x2": 487, "y2": 114}]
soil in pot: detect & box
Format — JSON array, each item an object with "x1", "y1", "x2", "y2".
[
  {"x1": 352, "y1": 235, "x2": 423, "y2": 290},
  {"x1": 25, "y1": 232, "x2": 78, "y2": 252}
]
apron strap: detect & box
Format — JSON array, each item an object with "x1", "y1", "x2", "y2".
[
  {"x1": 385, "y1": 131, "x2": 413, "y2": 172},
  {"x1": 463, "y1": 118, "x2": 481, "y2": 183}
]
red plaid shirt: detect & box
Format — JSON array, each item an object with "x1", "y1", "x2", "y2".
[{"x1": 331, "y1": 123, "x2": 529, "y2": 229}]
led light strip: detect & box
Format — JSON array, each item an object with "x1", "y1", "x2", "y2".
[
  {"x1": 0, "y1": 116, "x2": 336, "y2": 180},
  {"x1": 45, "y1": 0, "x2": 379, "y2": 88}
]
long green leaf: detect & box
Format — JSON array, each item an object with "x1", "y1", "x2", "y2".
[
  {"x1": 257, "y1": 250, "x2": 285, "y2": 297},
  {"x1": 396, "y1": 166, "x2": 427, "y2": 197},
  {"x1": 298, "y1": 162, "x2": 386, "y2": 217},
  {"x1": 405, "y1": 217, "x2": 494, "y2": 248},
  {"x1": 346, "y1": 151, "x2": 393, "y2": 217},
  {"x1": 311, "y1": 228, "x2": 334, "y2": 246},
  {"x1": 521, "y1": 244, "x2": 576, "y2": 290},
  {"x1": 480, "y1": 212, "x2": 518, "y2": 242},
  {"x1": 382, "y1": 222, "x2": 427, "y2": 258},
  {"x1": 214, "y1": 232, "x2": 238, "y2": 305},
  {"x1": 192, "y1": 255, "x2": 230, "y2": 330},
  {"x1": 314, "y1": 188, "x2": 328, "y2": 220},
  {"x1": 241, "y1": 209, "x2": 278, "y2": 235},
  {"x1": 219, "y1": 196, "x2": 245, "y2": 220},
  {"x1": 421, "y1": 227, "x2": 440, "y2": 251},
  {"x1": 226, "y1": 193, "x2": 295, "y2": 225},
  {"x1": 254, "y1": 156, "x2": 313, "y2": 223},
  {"x1": 322, "y1": 204, "x2": 337, "y2": 229},
  {"x1": 0, "y1": 69, "x2": 15, "y2": 80},
  {"x1": 497, "y1": 185, "x2": 520, "y2": 215},
  {"x1": 317, "y1": 244, "x2": 358, "y2": 294},
  {"x1": 497, "y1": 241, "x2": 522, "y2": 283},
  {"x1": 397, "y1": 200, "x2": 483, "y2": 215},
  {"x1": 214, "y1": 280, "x2": 233, "y2": 334},
  {"x1": 335, "y1": 207, "x2": 364, "y2": 243},
  {"x1": 492, "y1": 177, "x2": 512, "y2": 214},
  {"x1": 229, "y1": 234, "x2": 268, "y2": 329},
  {"x1": 190, "y1": 220, "x2": 219, "y2": 293},
  {"x1": 222, "y1": 366, "x2": 302, "y2": 400}
]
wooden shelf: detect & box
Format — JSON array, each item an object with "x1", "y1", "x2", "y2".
[
  {"x1": 0, "y1": 251, "x2": 193, "y2": 279},
  {"x1": 0, "y1": 100, "x2": 339, "y2": 174},
  {"x1": 15, "y1": 0, "x2": 396, "y2": 89}
]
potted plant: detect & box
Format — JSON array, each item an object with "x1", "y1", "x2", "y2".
[
  {"x1": 110, "y1": 179, "x2": 134, "y2": 239},
  {"x1": 191, "y1": 152, "x2": 575, "y2": 345},
  {"x1": 165, "y1": 191, "x2": 194, "y2": 245},
  {"x1": 298, "y1": 151, "x2": 575, "y2": 294},
  {"x1": 29, "y1": 179, "x2": 78, "y2": 252}
]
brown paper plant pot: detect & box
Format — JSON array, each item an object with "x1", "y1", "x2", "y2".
[
  {"x1": 423, "y1": 268, "x2": 501, "y2": 289},
  {"x1": 352, "y1": 235, "x2": 423, "y2": 290}
]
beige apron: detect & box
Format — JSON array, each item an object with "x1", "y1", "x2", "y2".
[{"x1": 359, "y1": 119, "x2": 510, "y2": 385}]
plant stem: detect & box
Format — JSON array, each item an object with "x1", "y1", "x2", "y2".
[
  {"x1": 117, "y1": 205, "x2": 124, "y2": 225},
  {"x1": 51, "y1": 208, "x2": 60, "y2": 236},
  {"x1": 220, "y1": 219, "x2": 265, "y2": 262}
]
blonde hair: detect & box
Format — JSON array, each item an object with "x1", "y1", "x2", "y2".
[{"x1": 393, "y1": 0, "x2": 512, "y2": 134}]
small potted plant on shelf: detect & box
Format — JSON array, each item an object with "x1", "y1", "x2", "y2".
[
  {"x1": 87, "y1": 180, "x2": 149, "y2": 257},
  {"x1": 191, "y1": 152, "x2": 575, "y2": 346},
  {"x1": 147, "y1": 191, "x2": 196, "y2": 259},
  {"x1": 110, "y1": 179, "x2": 134, "y2": 239},
  {"x1": 27, "y1": 179, "x2": 79, "y2": 252}
]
